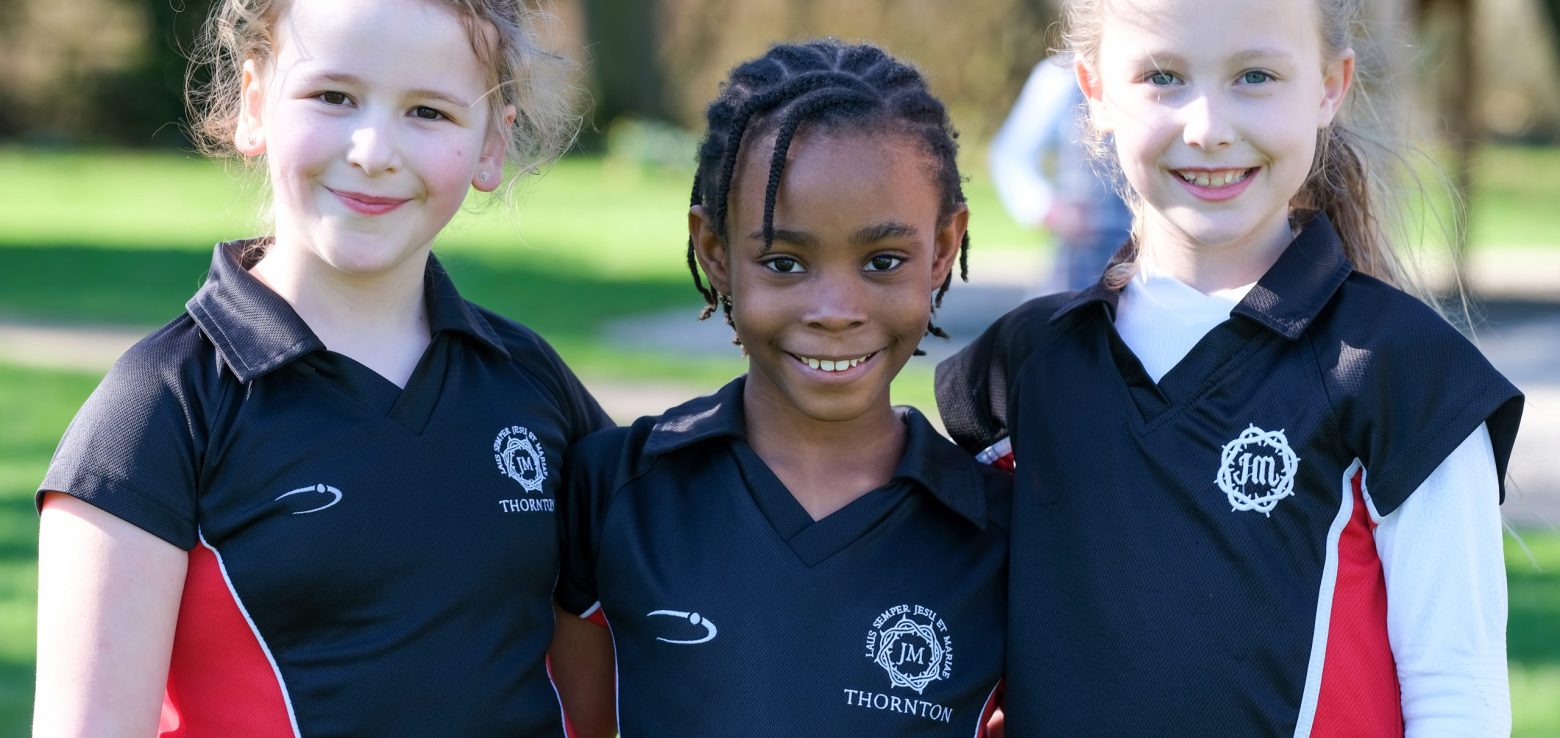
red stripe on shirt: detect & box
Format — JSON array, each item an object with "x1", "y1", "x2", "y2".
[
  {"x1": 159, "y1": 543, "x2": 295, "y2": 737},
  {"x1": 1310, "y1": 469, "x2": 1403, "y2": 737}
]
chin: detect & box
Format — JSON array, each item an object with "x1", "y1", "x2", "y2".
[{"x1": 317, "y1": 238, "x2": 425, "y2": 276}]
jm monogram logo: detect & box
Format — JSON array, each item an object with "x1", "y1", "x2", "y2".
[
  {"x1": 493, "y1": 425, "x2": 548, "y2": 493},
  {"x1": 864, "y1": 604, "x2": 952, "y2": 694},
  {"x1": 1215, "y1": 424, "x2": 1301, "y2": 516}
]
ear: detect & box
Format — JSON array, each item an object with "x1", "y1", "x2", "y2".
[
  {"x1": 1075, "y1": 57, "x2": 1111, "y2": 132},
  {"x1": 689, "y1": 204, "x2": 731, "y2": 296},
  {"x1": 473, "y1": 104, "x2": 517, "y2": 192},
  {"x1": 234, "y1": 59, "x2": 268, "y2": 157},
  {"x1": 931, "y1": 203, "x2": 968, "y2": 287},
  {"x1": 1318, "y1": 49, "x2": 1355, "y2": 128}
]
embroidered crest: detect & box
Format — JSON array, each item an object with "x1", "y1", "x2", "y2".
[
  {"x1": 1215, "y1": 424, "x2": 1300, "y2": 516},
  {"x1": 864, "y1": 604, "x2": 952, "y2": 694},
  {"x1": 493, "y1": 425, "x2": 548, "y2": 493}
]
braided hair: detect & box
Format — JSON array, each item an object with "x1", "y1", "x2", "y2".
[{"x1": 686, "y1": 39, "x2": 970, "y2": 351}]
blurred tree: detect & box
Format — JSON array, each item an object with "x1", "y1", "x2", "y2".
[{"x1": 579, "y1": 0, "x2": 671, "y2": 147}]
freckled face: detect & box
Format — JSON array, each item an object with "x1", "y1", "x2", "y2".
[
  {"x1": 1082, "y1": 0, "x2": 1351, "y2": 262},
  {"x1": 696, "y1": 129, "x2": 963, "y2": 426},
  {"x1": 238, "y1": 0, "x2": 510, "y2": 278}
]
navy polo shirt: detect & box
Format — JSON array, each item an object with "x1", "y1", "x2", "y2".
[
  {"x1": 41, "y1": 241, "x2": 611, "y2": 737},
  {"x1": 558, "y1": 377, "x2": 1011, "y2": 736},
  {"x1": 936, "y1": 212, "x2": 1523, "y2": 735}
]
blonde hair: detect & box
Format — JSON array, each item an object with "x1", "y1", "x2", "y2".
[
  {"x1": 1064, "y1": 0, "x2": 1447, "y2": 302},
  {"x1": 186, "y1": 0, "x2": 579, "y2": 188}
]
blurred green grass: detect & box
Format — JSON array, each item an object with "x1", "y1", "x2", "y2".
[{"x1": 1, "y1": 145, "x2": 1557, "y2": 732}]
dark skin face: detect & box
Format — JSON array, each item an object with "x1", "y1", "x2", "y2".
[{"x1": 691, "y1": 128, "x2": 966, "y2": 518}]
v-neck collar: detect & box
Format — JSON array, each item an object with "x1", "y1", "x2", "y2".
[
  {"x1": 184, "y1": 240, "x2": 511, "y2": 433},
  {"x1": 1045, "y1": 212, "x2": 1355, "y2": 425},
  {"x1": 1048, "y1": 210, "x2": 1353, "y2": 335},
  {"x1": 185, "y1": 239, "x2": 511, "y2": 384},
  {"x1": 643, "y1": 377, "x2": 990, "y2": 565}
]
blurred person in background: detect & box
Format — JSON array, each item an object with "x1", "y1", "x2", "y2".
[{"x1": 989, "y1": 54, "x2": 1131, "y2": 292}]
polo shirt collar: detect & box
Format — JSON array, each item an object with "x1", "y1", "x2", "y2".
[
  {"x1": 1048, "y1": 210, "x2": 1353, "y2": 340},
  {"x1": 185, "y1": 240, "x2": 509, "y2": 383},
  {"x1": 644, "y1": 376, "x2": 990, "y2": 527}
]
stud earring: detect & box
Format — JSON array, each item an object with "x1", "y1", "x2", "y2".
[{"x1": 478, "y1": 171, "x2": 491, "y2": 183}]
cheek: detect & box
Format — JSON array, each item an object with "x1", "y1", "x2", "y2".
[
  {"x1": 266, "y1": 110, "x2": 338, "y2": 181},
  {"x1": 877, "y1": 282, "x2": 933, "y2": 330},
  {"x1": 414, "y1": 133, "x2": 484, "y2": 197},
  {"x1": 1111, "y1": 129, "x2": 1160, "y2": 185}
]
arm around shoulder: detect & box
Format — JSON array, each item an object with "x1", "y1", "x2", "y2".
[{"x1": 35, "y1": 493, "x2": 187, "y2": 738}]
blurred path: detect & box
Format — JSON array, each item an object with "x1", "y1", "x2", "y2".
[{"x1": 2, "y1": 248, "x2": 1555, "y2": 525}]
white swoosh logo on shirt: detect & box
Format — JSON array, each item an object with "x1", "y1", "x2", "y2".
[
  {"x1": 276, "y1": 483, "x2": 343, "y2": 515},
  {"x1": 647, "y1": 610, "x2": 718, "y2": 644}
]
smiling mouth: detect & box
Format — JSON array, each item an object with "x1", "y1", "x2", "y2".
[
  {"x1": 1172, "y1": 167, "x2": 1257, "y2": 188},
  {"x1": 329, "y1": 188, "x2": 410, "y2": 215},
  {"x1": 788, "y1": 351, "x2": 878, "y2": 373}
]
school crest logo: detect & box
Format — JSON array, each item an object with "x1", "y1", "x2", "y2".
[
  {"x1": 865, "y1": 604, "x2": 952, "y2": 694},
  {"x1": 1216, "y1": 424, "x2": 1300, "y2": 516},
  {"x1": 493, "y1": 425, "x2": 548, "y2": 493}
]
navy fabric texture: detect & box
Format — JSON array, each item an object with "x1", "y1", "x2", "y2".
[
  {"x1": 560, "y1": 377, "x2": 1010, "y2": 736},
  {"x1": 935, "y1": 212, "x2": 1523, "y2": 735},
  {"x1": 40, "y1": 242, "x2": 612, "y2": 736}
]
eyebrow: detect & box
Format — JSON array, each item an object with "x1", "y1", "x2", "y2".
[
  {"x1": 747, "y1": 221, "x2": 920, "y2": 250},
  {"x1": 299, "y1": 71, "x2": 476, "y2": 109},
  {"x1": 1132, "y1": 48, "x2": 1295, "y2": 66},
  {"x1": 1230, "y1": 48, "x2": 1296, "y2": 64}
]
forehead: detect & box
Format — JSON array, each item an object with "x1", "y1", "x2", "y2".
[
  {"x1": 271, "y1": 0, "x2": 491, "y2": 99},
  {"x1": 729, "y1": 127, "x2": 941, "y2": 234},
  {"x1": 1097, "y1": 0, "x2": 1323, "y2": 64}
]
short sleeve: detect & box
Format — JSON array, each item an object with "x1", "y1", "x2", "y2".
[
  {"x1": 481, "y1": 306, "x2": 614, "y2": 440},
  {"x1": 555, "y1": 424, "x2": 637, "y2": 617},
  {"x1": 936, "y1": 298, "x2": 1059, "y2": 455},
  {"x1": 37, "y1": 328, "x2": 214, "y2": 550},
  {"x1": 1319, "y1": 293, "x2": 1523, "y2": 515},
  {"x1": 545, "y1": 345, "x2": 614, "y2": 441}
]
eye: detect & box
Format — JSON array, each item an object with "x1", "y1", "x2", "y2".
[
  {"x1": 316, "y1": 91, "x2": 351, "y2": 106},
  {"x1": 761, "y1": 256, "x2": 805, "y2": 274},
  {"x1": 411, "y1": 105, "x2": 447, "y2": 121},
  {"x1": 1240, "y1": 70, "x2": 1275, "y2": 84},
  {"x1": 1144, "y1": 70, "x2": 1178, "y2": 86},
  {"x1": 864, "y1": 254, "x2": 904, "y2": 272}
]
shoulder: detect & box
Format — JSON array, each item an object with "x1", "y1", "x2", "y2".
[
  {"x1": 1313, "y1": 273, "x2": 1498, "y2": 383},
  {"x1": 470, "y1": 303, "x2": 563, "y2": 365},
  {"x1": 571, "y1": 418, "x2": 652, "y2": 468},
  {"x1": 943, "y1": 291, "x2": 1079, "y2": 375},
  {"x1": 95, "y1": 313, "x2": 230, "y2": 412},
  {"x1": 41, "y1": 313, "x2": 228, "y2": 550},
  {"x1": 1311, "y1": 273, "x2": 1523, "y2": 507},
  {"x1": 566, "y1": 416, "x2": 658, "y2": 490},
  {"x1": 986, "y1": 291, "x2": 1079, "y2": 351},
  {"x1": 935, "y1": 291, "x2": 1084, "y2": 452},
  {"x1": 468, "y1": 302, "x2": 609, "y2": 430}
]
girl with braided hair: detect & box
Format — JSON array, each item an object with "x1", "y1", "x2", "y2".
[{"x1": 557, "y1": 40, "x2": 1008, "y2": 736}]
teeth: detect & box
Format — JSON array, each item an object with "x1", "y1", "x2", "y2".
[
  {"x1": 796, "y1": 353, "x2": 871, "y2": 373},
  {"x1": 1179, "y1": 169, "x2": 1248, "y2": 187}
]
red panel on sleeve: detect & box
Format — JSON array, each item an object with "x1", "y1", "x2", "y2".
[
  {"x1": 1310, "y1": 470, "x2": 1403, "y2": 737},
  {"x1": 159, "y1": 542, "x2": 296, "y2": 737}
]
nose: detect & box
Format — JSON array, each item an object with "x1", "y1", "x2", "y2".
[
  {"x1": 802, "y1": 271, "x2": 868, "y2": 333},
  {"x1": 347, "y1": 117, "x2": 401, "y2": 175},
  {"x1": 1180, "y1": 92, "x2": 1235, "y2": 150}
]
